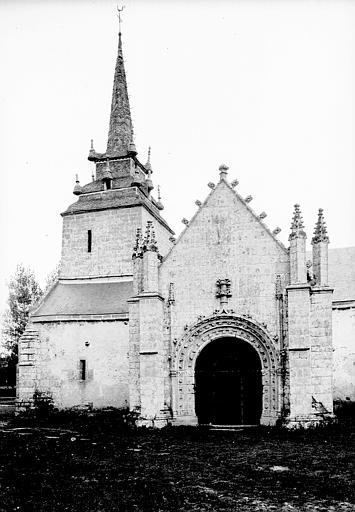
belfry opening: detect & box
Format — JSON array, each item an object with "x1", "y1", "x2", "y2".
[{"x1": 195, "y1": 338, "x2": 262, "y2": 425}]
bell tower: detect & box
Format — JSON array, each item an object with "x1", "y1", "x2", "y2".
[{"x1": 59, "y1": 17, "x2": 174, "y2": 281}]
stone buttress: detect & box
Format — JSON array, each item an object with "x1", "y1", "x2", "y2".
[
  {"x1": 286, "y1": 205, "x2": 333, "y2": 425},
  {"x1": 128, "y1": 222, "x2": 168, "y2": 427}
]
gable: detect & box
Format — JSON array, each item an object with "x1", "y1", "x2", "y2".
[
  {"x1": 159, "y1": 178, "x2": 289, "y2": 335},
  {"x1": 162, "y1": 178, "x2": 287, "y2": 267}
]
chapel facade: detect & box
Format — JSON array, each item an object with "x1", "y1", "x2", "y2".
[{"x1": 17, "y1": 26, "x2": 355, "y2": 427}]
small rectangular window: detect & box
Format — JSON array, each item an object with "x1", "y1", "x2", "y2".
[
  {"x1": 87, "y1": 230, "x2": 92, "y2": 253},
  {"x1": 79, "y1": 359, "x2": 86, "y2": 381}
]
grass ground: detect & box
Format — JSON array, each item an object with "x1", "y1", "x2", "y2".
[{"x1": 0, "y1": 412, "x2": 354, "y2": 511}]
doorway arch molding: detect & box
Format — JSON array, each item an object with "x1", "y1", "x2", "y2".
[{"x1": 172, "y1": 314, "x2": 279, "y2": 425}]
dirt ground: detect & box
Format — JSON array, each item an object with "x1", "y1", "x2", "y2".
[{"x1": 0, "y1": 414, "x2": 354, "y2": 511}]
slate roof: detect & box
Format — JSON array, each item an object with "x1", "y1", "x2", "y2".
[
  {"x1": 328, "y1": 247, "x2": 355, "y2": 302},
  {"x1": 32, "y1": 281, "x2": 133, "y2": 320},
  {"x1": 63, "y1": 187, "x2": 173, "y2": 234}
]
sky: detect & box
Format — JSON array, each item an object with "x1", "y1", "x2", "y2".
[{"x1": 0, "y1": 0, "x2": 354, "y2": 314}]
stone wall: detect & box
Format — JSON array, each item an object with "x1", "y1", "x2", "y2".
[
  {"x1": 18, "y1": 320, "x2": 130, "y2": 409},
  {"x1": 60, "y1": 206, "x2": 172, "y2": 279},
  {"x1": 333, "y1": 307, "x2": 355, "y2": 400},
  {"x1": 160, "y1": 180, "x2": 289, "y2": 345}
]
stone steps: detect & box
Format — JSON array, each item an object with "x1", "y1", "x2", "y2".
[{"x1": 207, "y1": 424, "x2": 258, "y2": 431}]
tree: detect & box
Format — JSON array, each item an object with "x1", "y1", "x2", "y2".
[
  {"x1": 1, "y1": 265, "x2": 43, "y2": 359},
  {"x1": 43, "y1": 263, "x2": 60, "y2": 295}
]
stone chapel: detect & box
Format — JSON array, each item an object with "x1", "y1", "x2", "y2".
[{"x1": 17, "y1": 25, "x2": 355, "y2": 427}]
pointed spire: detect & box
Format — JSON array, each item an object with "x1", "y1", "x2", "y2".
[
  {"x1": 289, "y1": 204, "x2": 306, "y2": 240},
  {"x1": 312, "y1": 208, "x2": 329, "y2": 244},
  {"x1": 106, "y1": 10, "x2": 135, "y2": 157}
]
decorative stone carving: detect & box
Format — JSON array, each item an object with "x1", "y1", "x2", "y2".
[
  {"x1": 195, "y1": 200, "x2": 202, "y2": 207},
  {"x1": 216, "y1": 279, "x2": 232, "y2": 310},
  {"x1": 182, "y1": 218, "x2": 189, "y2": 226},
  {"x1": 245, "y1": 195, "x2": 253, "y2": 203},
  {"x1": 208, "y1": 182, "x2": 215, "y2": 189},
  {"x1": 306, "y1": 260, "x2": 316, "y2": 286},
  {"x1": 231, "y1": 179, "x2": 239, "y2": 188},
  {"x1": 172, "y1": 314, "x2": 279, "y2": 420},
  {"x1": 259, "y1": 212, "x2": 267, "y2": 219}
]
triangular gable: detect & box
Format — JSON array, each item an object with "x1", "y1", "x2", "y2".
[{"x1": 162, "y1": 177, "x2": 287, "y2": 266}]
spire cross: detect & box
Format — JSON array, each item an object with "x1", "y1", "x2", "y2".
[{"x1": 117, "y1": 5, "x2": 125, "y2": 34}]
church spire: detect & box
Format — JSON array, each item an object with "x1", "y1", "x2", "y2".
[{"x1": 106, "y1": 7, "x2": 134, "y2": 157}]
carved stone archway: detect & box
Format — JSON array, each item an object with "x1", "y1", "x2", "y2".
[{"x1": 171, "y1": 314, "x2": 279, "y2": 426}]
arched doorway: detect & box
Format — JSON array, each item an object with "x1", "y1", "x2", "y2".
[{"x1": 195, "y1": 337, "x2": 262, "y2": 425}]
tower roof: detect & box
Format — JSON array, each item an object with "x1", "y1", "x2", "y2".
[{"x1": 106, "y1": 28, "x2": 134, "y2": 157}]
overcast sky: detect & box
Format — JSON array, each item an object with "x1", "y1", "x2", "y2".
[{"x1": 0, "y1": 0, "x2": 354, "y2": 313}]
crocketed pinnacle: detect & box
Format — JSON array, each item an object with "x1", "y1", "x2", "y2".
[
  {"x1": 132, "y1": 227, "x2": 143, "y2": 259},
  {"x1": 143, "y1": 220, "x2": 158, "y2": 252},
  {"x1": 132, "y1": 221, "x2": 158, "y2": 258},
  {"x1": 106, "y1": 30, "x2": 134, "y2": 156},
  {"x1": 312, "y1": 208, "x2": 329, "y2": 244},
  {"x1": 289, "y1": 204, "x2": 306, "y2": 240}
]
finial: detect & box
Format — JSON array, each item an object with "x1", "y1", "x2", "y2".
[
  {"x1": 145, "y1": 146, "x2": 152, "y2": 172},
  {"x1": 312, "y1": 208, "x2": 329, "y2": 244},
  {"x1": 73, "y1": 174, "x2": 83, "y2": 196},
  {"x1": 289, "y1": 203, "x2": 306, "y2": 240},
  {"x1": 117, "y1": 5, "x2": 125, "y2": 35},
  {"x1": 219, "y1": 163, "x2": 229, "y2": 180},
  {"x1": 90, "y1": 139, "x2": 94, "y2": 151},
  {"x1": 156, "y1": 185, "x2": 164, "y2": 210}
]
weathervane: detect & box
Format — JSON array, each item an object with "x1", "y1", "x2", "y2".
[{"x1": 117, "y1": 5, "x2": 125, "y2": 33}]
